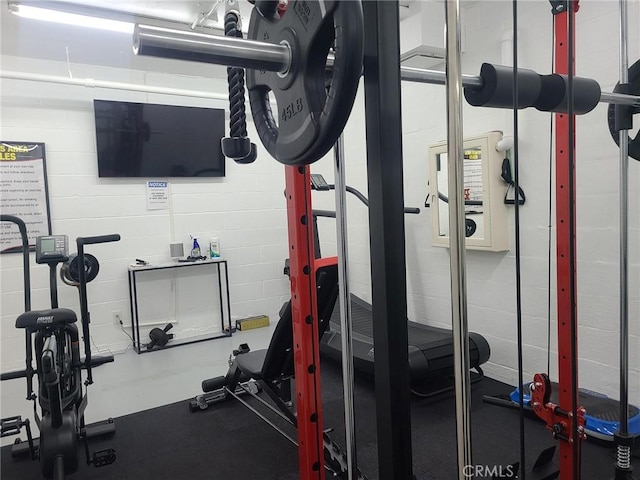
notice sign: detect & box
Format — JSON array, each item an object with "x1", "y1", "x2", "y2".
[
  {"x1": 146, "y1": 181, "x2": 169, "y2": 210},
  {"x1": 463, "y1": 148, "x2": 483, "y2": 214},
  {"x1": 0, "y1": 142, "x2": 51, "y2": 253}
]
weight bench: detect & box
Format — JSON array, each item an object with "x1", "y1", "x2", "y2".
[
  {"x1": 189, "y1": 262, "x2": 339, "y2": 418},
  {"x1": 189, "y1": 262, "x2": 367, "y2": 478}
]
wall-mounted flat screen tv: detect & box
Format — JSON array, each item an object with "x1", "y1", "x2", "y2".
[{"x1": 94, "y1": 100, "x2": 225, "y2": 178}]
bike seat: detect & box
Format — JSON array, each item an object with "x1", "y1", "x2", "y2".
[{"x1": 16, "y1": 308, "x2": 77, "y2": 329}]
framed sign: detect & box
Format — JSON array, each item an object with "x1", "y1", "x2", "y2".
[{"x1": 0, "y1": 142, "x2": 52, "y2": 253}]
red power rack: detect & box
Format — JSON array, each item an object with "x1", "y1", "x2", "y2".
[
  {"x1": 284, "y1": 165, "x2": 326, "y2": 480},
  {"x1": 532, "y1": 2, "x2": 586, "y2": 479}
]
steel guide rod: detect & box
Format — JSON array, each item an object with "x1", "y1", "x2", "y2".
[
  {"x1": 444, "y1": 1, "x2": 473, "y2": 478},
  {"x1": 616, "y1": 0, "x2": 632, "y2": 475},
  {"x1": 333, "y1": 135, "x2": 358, "y2": 480},
  {"x1": 133, "y1": 23, "x2": 640, "y2": 108},
  {"x1": 618, "y1": 0, "x2": 630, "y2": 437},
  {"x1": 618, "y1": 0, "x2": 629, "y2": 438}
]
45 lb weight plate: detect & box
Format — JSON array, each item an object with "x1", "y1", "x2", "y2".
[{"x1": 247, "y1": 0, "x2": 363, "y2": 165}]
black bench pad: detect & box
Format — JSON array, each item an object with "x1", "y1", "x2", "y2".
[{"x1": 235, "y1": 349, "x2": 268, "y2": 380}]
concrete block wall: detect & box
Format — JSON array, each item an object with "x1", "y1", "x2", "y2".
[
  {"x1": 0, "y1": 20, "x2": 292, "y2": 370},
  {"x1": 1, "y1": 1, "x2": 639, "y2": 407},
  {"x1": 270, "y1": 0, "x2": 640, "y2": 404},
  {"x1": 317, "y1": 0, "x2": 639, "y2": 403}
]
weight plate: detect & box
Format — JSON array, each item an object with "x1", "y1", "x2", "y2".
[
  {"x1": 64, "y1": 253, "x2": 100, "y2": 284},
  {"x1": 247, "y1": 0, "x2": 363, "y2": 165},
  {"x1": 607, "y1": 59, "x2": 640, "y2": 161}
]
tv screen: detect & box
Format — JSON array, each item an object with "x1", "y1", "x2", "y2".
[{"x1": 94, "y1": 100, "x2": 226, "y2": 178}]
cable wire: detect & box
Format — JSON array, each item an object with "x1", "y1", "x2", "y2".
[
  {"x1": 90, "y1": 332, "x2": 133, "y2": 356},
  {"x1": 512, "y1": 1, "x2": 526, "y2": 478},
  {"x1": 546, "y1": 23, "x2": 555, "y2": 377},
  {"x1": 120, "y1": 324, "x2": 134, "y2": 342},
  {"x1": 567, "y1": 7, "x2": 581, "y2": 478}
]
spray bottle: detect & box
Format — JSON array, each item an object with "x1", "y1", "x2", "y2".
[{"x1": 190, "y1": 235, "x2": 201, "y2": 258}]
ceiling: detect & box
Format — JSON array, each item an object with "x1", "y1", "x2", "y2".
[
  {"x1": 9, "y1": 0, "x2": 419, "y2": 32},
  {"x1": 0, "y1": 0, "x2": 426, "y2": 73}
]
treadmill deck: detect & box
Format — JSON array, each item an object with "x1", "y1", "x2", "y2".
[{"x1": 320, "y1": 295, "x2": 491, "y2": 384}]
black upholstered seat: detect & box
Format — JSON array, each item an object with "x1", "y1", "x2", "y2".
[
  {"x1": 16, "y1": 308, "x2": 77, "y2": 330},
  {"x1": 235, "y1": 350, "x2": 267, "y2": 379},
  {"x1": 234, "y1": 263, "x2": 339, "y2": 384}
]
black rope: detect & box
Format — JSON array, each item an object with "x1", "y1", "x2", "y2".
[
  {"x1": 567, "y1": 5, "x2": 581, "y2": 478},
  {"x1": 512, "y1": 1, "x2": 526, "y2": 478},
  {"x1": 225, "y1": 11, "x2": 248, "y2": 139}
]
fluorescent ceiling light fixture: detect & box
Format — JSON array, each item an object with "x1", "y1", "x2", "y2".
[{"x1": 10, "y1": 4, "x2": 134, "y2": 33}]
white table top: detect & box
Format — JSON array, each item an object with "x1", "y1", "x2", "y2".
[{"x1": 128, "y1": 258, "x2": 226, "y2": 272}]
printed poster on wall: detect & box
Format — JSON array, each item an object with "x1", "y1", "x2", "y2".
[
  {"x1": 0, "y1": 142, "x2": 52, "y2": 253},
  {"x1": 463, "y1": 147, "x2": 483, "y2": 214},
  {"x1": 146, "y1": 180, "x2": 169, "y2": 210}
]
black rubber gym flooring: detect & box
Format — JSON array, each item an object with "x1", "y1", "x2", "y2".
[{"x1": 2, "y1": 359, "x2": 638, "y2": 479}]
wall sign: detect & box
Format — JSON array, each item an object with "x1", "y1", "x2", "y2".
[
  {"x1": 0, "y1": 142, "x2": 52, "y2": 253},
  {"x1": 146, "y1": 180, "x2": 169, "y2": 210}
]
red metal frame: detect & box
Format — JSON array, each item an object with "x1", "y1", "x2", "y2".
[
  {"x1": 284, "y1": 165, "x2": 325, "y2": 480},
  {"x1": 533, "y1": 2, "x2": 586, "y2": 478}
]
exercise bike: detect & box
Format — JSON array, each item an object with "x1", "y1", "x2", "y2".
[{"x1": 0, "y1": 214, "x2": 119, "y2": 479}]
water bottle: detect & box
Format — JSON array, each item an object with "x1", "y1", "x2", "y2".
[{"x1": 209, "y1": 238, "x2": 220, "y2": 258}]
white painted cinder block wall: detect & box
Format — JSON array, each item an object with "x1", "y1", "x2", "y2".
[
  {"x1": 315, "y1": 0, "x2": 639, "y2": 403},
  {"x1": 0, "y1": 14, "x2": 294, "y2": 371},
  {"x1": 0, "y1": 1, "x2": 639, "y2": 406}
]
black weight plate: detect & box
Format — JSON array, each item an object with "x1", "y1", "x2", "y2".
[
  {"x1": 607, "y1": 58, "x2": 640, "y2": 161},
  {"x1": 65, "y1": 253, "x2": 100, "y2": 284},
  {"x1": 247, "y1": 0, "x2": 363, "y2": 165}
]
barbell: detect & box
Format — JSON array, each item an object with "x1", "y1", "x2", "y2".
[{"x1": 133, "y1": 0, "x2": 640, "y2": 166}]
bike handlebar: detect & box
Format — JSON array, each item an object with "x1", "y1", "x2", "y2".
[{"x1": 76, "y1": 234, "x2": 121, "y2": 246}]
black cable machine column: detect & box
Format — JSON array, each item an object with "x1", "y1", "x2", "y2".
[{"x1": 362, "y1": 2, "x2": 413, "y2": 479}]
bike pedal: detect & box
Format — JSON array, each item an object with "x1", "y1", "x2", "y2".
[
  {"x1": 1, "y1": 416, "x2": 24, "y2": 436},
  {"x1": 92, "y1": 448, "x2": 116, "y2": 467}
]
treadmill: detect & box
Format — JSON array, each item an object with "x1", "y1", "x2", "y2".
[
  {"x1": 309, "y1": 174, "x2": 491, "y2": 392},
  {"x1": 320, "y1": 295, "x2": 490, "y2": 389}
]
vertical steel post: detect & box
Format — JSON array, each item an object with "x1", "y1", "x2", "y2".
[
  {"x1": 284, "y1": 165, "x2": 325, "y2": 480},
  {"x1": 362, "y1": 1, "x2": 413, "y2": 478},
  {"x1": 553, "y1": 3, "x2": 582, "y2": 478},
  {"x1": 615, "y1": 0, "x2": 633, "y2": 477},
  {"x1": 333, "y1": 135, "x2": 358, "y2": 479},
  {"x1": 444, "y1": 1, "x2": 473, "y2": 477},
  {"x1": 618, "y1": 0, "x2": 630, "y2": 438}
]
